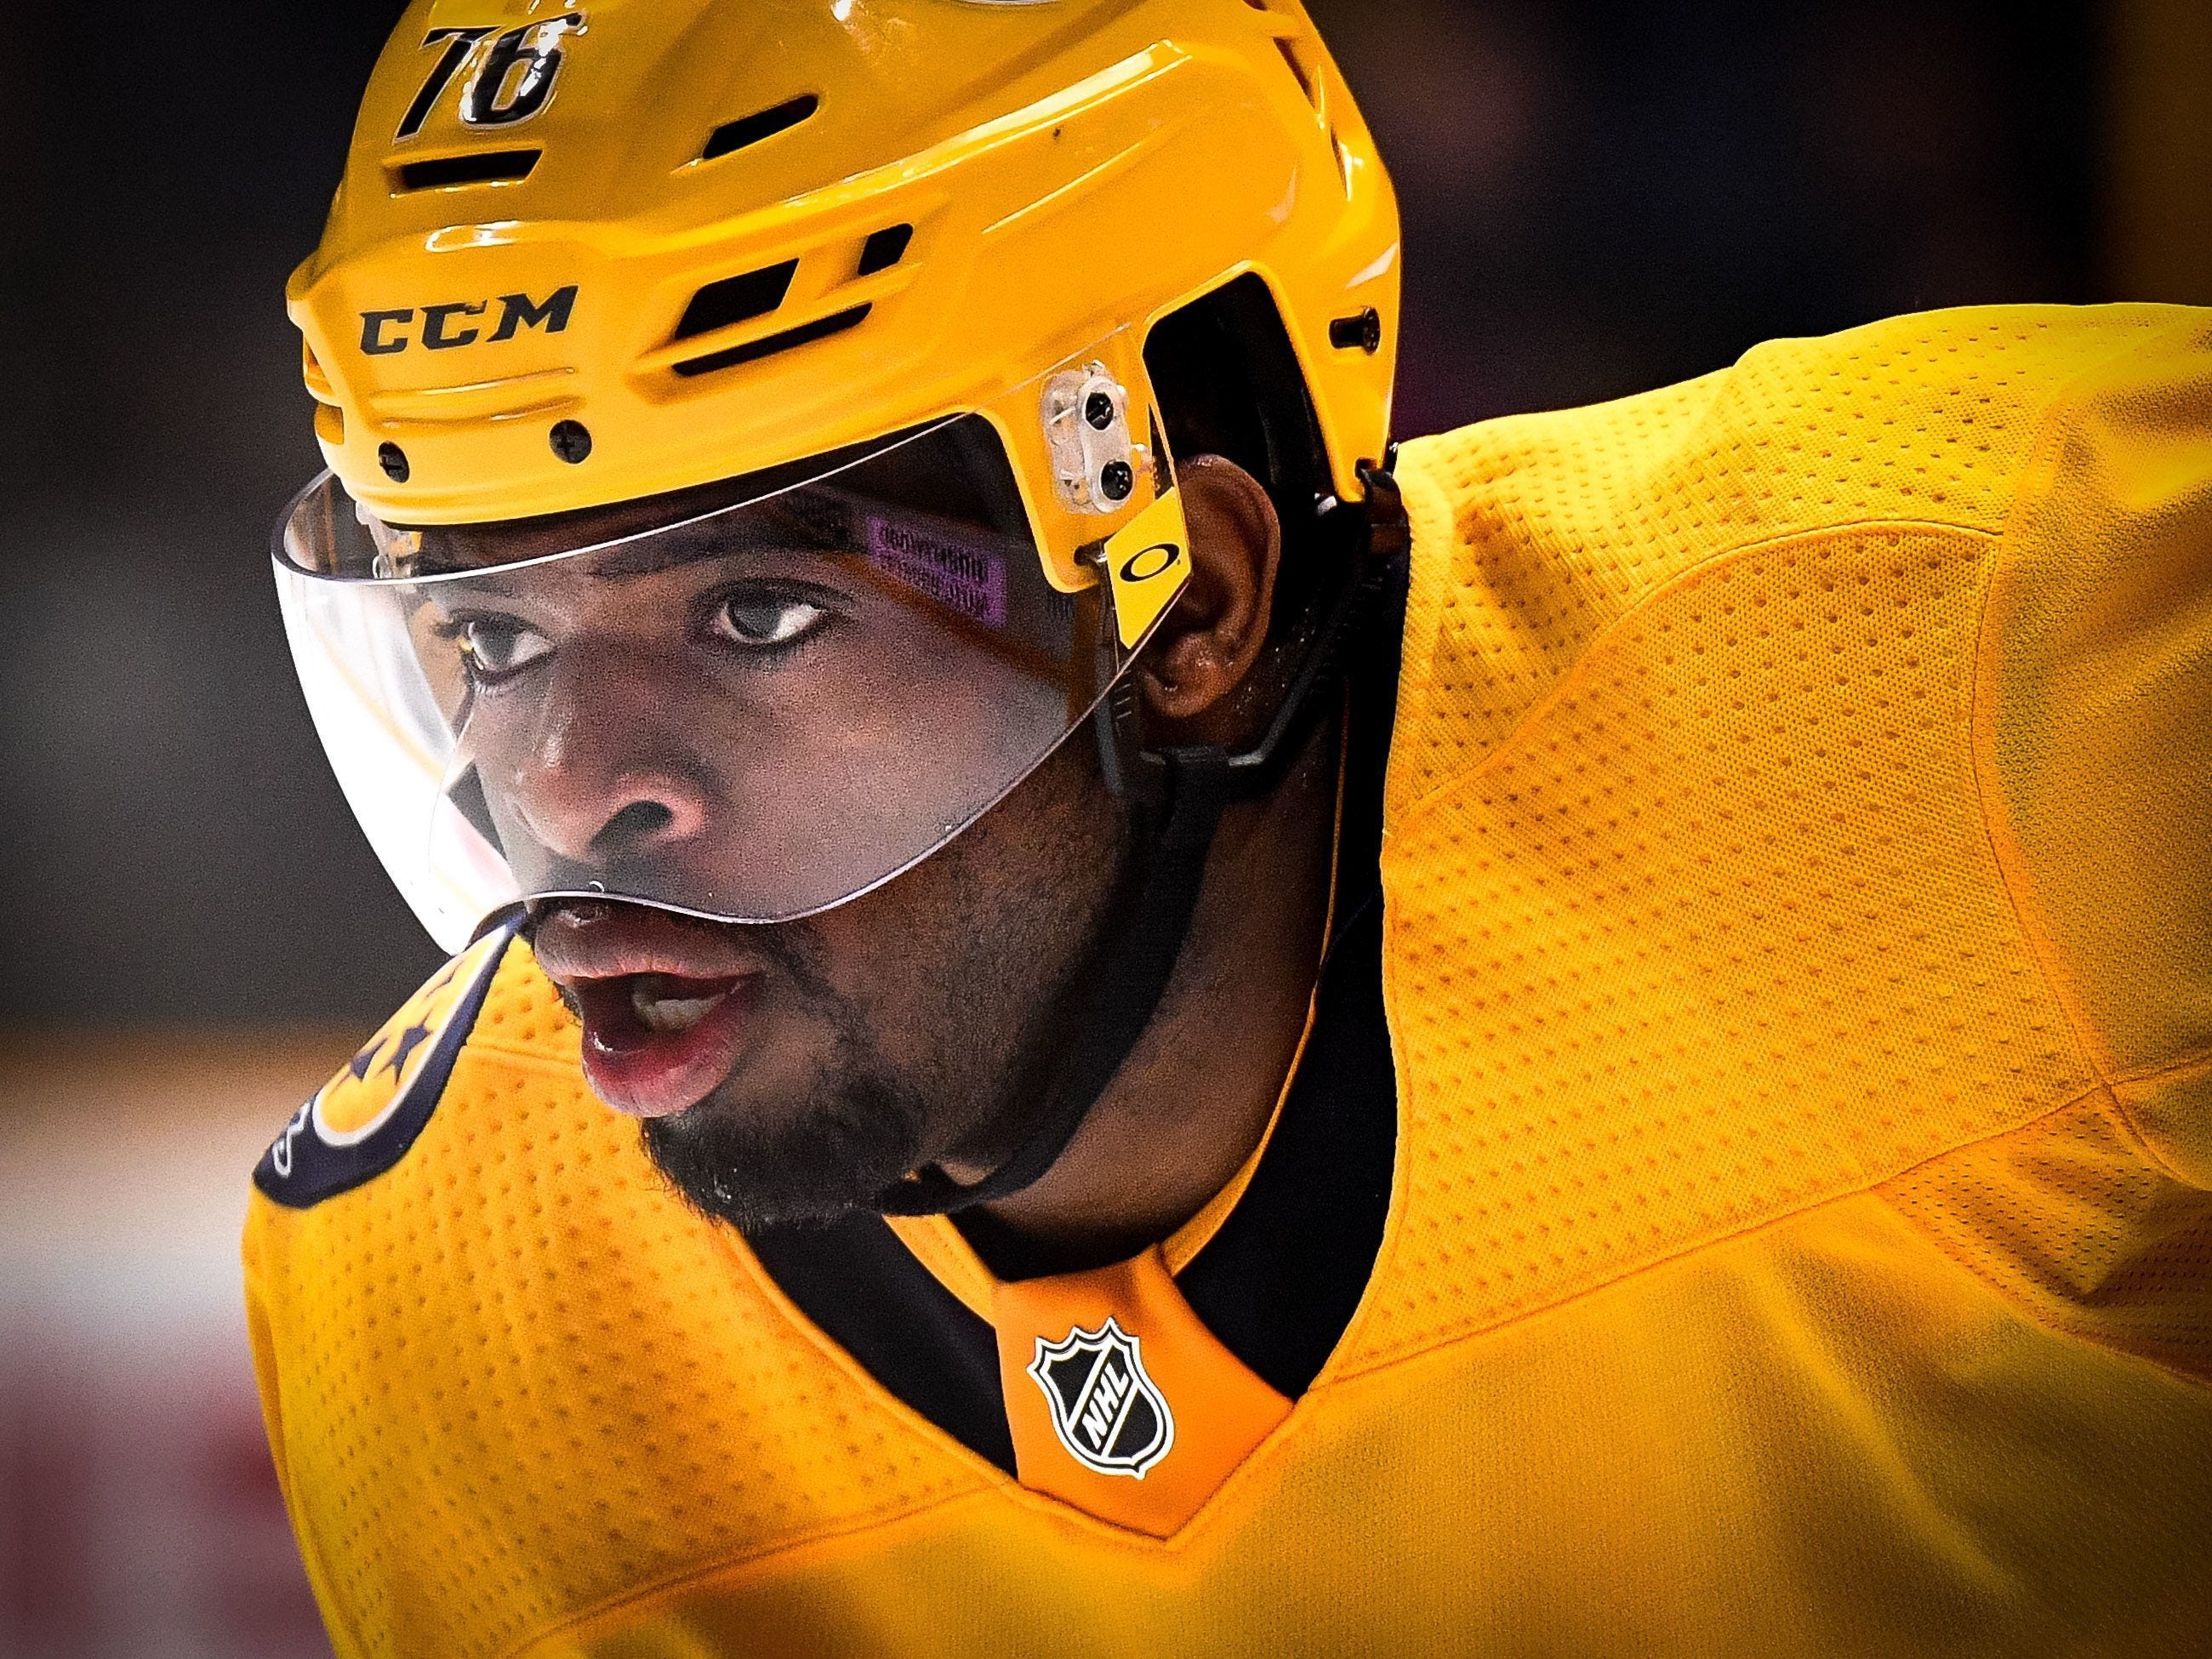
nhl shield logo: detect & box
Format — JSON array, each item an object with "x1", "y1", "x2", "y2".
[{"x1": 1027, "y1": 1317, "x2": 1175, "y2": 1479}]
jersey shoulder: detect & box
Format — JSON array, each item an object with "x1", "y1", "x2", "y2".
[
  {"x1": 240, "y1": 936, "x2": 992, "y2": 1658},
  {"x1": 1397, "y1": 302, "x2": 2205, "y2": 575},
  {"x1": 1362, "y1": 303, "x2": 2212, "y2": 1367},
  {"x1": 1384, "y1": 303, "x2": 2211, "y2": 808}
]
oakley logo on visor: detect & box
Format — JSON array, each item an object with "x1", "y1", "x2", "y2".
[
  {"x1": 359, "y1": 287, "x2": 578, "y2": 356},
  {"x1": 1101, "y1": 488, "x2": 1191, "y2": 649}
]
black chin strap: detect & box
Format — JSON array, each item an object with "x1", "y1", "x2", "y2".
[
  {"x1": 875, "y1": 456, "x2": 1410, "y2": 1217},
  {"x1": 876, "y1": 746, "x2": 1235, "y2": 1215}
]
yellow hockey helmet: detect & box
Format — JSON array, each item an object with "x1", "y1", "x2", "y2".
[
  {"x1": 276, "y1": 0, "x2": 1400, "y2": 952},
  {"x1": 292, "y1": 0, "x2": 1396, "y2": 537}
]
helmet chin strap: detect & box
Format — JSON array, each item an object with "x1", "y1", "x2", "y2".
[{"x1": 876, "y1": 458, "x2": 1410, "y2": 1217}]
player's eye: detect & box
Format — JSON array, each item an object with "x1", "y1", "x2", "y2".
[
  {"x1": 711, "y1": 592, "x2": 829, "y2": 651},
  {"x1": 455, "y1": 618, "x2": 553, "y2": 682}
]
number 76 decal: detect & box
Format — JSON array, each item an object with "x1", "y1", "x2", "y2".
[{"x1": 396, "y1": 13, "x2": 587, "y2": 141}]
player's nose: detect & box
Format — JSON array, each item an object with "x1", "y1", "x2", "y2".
[{"x1": 497, "y1": 650, "x2": 715, "y2": 868}]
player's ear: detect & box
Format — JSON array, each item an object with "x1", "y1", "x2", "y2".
[{"x1": 1138, "y1": 454, "x2": 1282, "y2": 724}]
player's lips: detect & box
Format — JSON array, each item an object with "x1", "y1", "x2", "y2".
[{"x1": 533, "y1": 904, "x2": 764, "y2": 1120}]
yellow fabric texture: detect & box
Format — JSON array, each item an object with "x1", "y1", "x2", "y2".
[{"x1": 244, "y1": 305, "x2": 2212, "y2": 1657}]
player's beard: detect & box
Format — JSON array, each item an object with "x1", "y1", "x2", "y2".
[
  {"x1": 633, "y1": 874, "x2": 1114, "y2": 1236},
  {"x1": 639, "y1": 1026, "x2": 932, "y2": 1235},
  {"x1": 630, "y1": 741, "x2": 1133, "y2": 1234},
  {"x1": 629, "y1": 902, "x2": 947, "y2": 1234}
]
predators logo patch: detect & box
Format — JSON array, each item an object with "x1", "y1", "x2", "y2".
[{"x1": 254, "y1": 928, "x2": 513, "y2": 1208}]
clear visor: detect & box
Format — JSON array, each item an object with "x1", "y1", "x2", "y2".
[{"x1": 276, "y1": 349, "x2": 1189, "y2": 951}]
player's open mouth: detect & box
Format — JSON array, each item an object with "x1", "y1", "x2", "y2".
[
  {"x1": 565, "y1": 972, "x2": 760, "y2": 1120},
  {"x1": 532, "y1": 904, "x2": 765, "y2": 1120}
]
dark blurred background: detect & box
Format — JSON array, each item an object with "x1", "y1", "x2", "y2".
[
  {"x1": 3, "y1": 2, "x2": 2208, "y2": 1654},
  {"x1": 3, "y1": 0, "x2": 2209, "y2": 1028}
]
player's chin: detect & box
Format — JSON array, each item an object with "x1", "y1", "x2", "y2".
[{"x1": 637, "y1": 1069, "x2": 930, "y2": 1236}]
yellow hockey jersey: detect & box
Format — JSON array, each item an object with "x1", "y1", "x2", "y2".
[{"x1": 244, "y1": 305, "x2": 2212, "y2": 1657}]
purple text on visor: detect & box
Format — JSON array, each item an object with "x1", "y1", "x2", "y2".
[{"x1": 865, "y1": 513, "x2": 1008, "y2": 629}]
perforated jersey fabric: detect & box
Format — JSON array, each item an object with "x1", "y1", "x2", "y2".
[
  {"x1": 1359, "y1": 302, "x2": 2210, "y2": 1376},
  {"x1": 245, "y1": 305, "x2": 2212, "y2": 1657},
  {"x1": 244, "y1": 944, "x2": 995, "y2": 1656}
]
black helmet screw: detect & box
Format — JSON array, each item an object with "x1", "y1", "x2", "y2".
[
  {"x1": 378, "y1": 442, "x2": 411, "y2": 482},
  {"x1": 550, "y1": 420, "x2": 594, "y2": 464},
  {"x1": 1329, "y1": 307, "x2": 1384, "y2": 355}
]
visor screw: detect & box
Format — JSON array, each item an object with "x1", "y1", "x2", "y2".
[
  {"x1": 550, "y1": 420, "x2": 594, "y2": 465},
  {"x1": 1329, "y1": 307, "x2": 1384, "y2": 355},
  {"x1": 1099, "y1": 459, "x2": 1135, "y2": 503},
  {"x1": 378, "y1": 442, "x2": 411, "y2": 482},
  {"x1": 1084, "y1": 391, "x2": 1117, "y2": 431}
]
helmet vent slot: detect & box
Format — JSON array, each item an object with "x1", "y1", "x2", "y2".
[
  {"x1": 1271, "y1": 34, "x2": 1330, "y2": 121},
  {"x1": 701, "y1": 94, "x2": 821, "y2": 162},
  {"x1": 674, "y1": 259, "x2": 801, "y2": 341},
  {"x1": 391, "y1": 150, "x2": 542, "y2": 191},
  {"x1": 671, "y1": 304, "x2": 872, "y2": 379},
  {"x1": 857, "y1": 225, "x2": 915, "y2": 277}
]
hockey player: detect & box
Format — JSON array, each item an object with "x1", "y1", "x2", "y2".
[{"x1": 248, "y1": 3, "x2": 2212, "y2": 1654}]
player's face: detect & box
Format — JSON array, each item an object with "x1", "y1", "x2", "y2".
[
  {"x1": 424, "y1": 516, "x2": 1075, "y2": 932},
  {"x1": 530, "y1": 740, "x2": 1127, "y2": 1233},
  {"x1": 476, "y1": 540, "x2": 1128, "y2": 1232}
]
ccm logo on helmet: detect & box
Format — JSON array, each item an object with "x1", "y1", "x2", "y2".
[{"x1": 359, "y1": 286, "x2": 578, "y2": 356}]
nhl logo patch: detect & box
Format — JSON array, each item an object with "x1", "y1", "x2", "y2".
[{"x1": 1028, "y1": 1317, "x2": 1175, "y2": 1479}]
